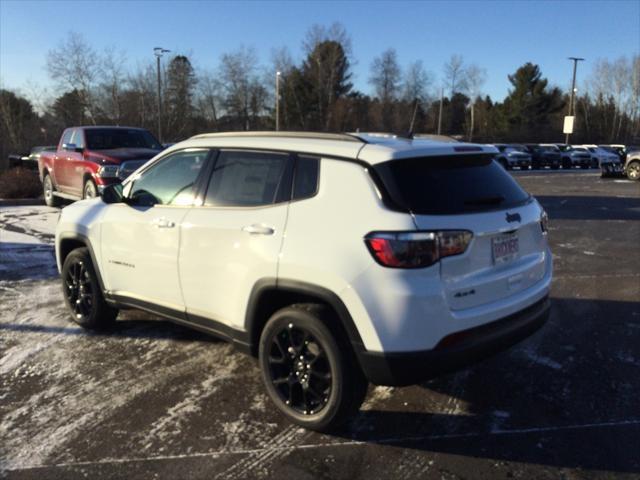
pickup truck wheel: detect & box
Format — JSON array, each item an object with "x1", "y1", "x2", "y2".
[
  {"x1": 259, "y1": 304, "x2": 368, "y2": 432},
  {"x1": 62, "y1": 248, "x2": 118, "y2": 330},
  {"x1": 43, "y1": 174, "x2": 61, "y2": 207},
  {"x1": 83, "y1": 179, "x2": 98, "y2": 199},
  {"x1": 627, "y1": 161, "x2": 640, "y2": 181}
]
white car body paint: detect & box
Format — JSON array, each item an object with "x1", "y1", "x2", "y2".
[{"x1": 55, "y1": 133, "x2": 551, "y2": 357}]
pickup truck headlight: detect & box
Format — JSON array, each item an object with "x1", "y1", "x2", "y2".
[{"x1": 97, "y1": 165, "x2": 119, "y2": 178}]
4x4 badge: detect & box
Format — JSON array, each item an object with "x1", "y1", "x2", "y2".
[{"x1": 506, "y1": 212, "x2": 521, "y2": 223}]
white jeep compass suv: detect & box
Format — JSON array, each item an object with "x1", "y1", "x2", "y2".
[{"x1": 55, "y1": 132, "x2": 552, "y2": 431}]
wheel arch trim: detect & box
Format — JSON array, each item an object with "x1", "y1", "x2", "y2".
[
  {"x1": 57, "y1": 232, "x2": 107, "y2": 293},
  {"x1": 245, "y1": 278, "x2": 366, "y2": 357}
]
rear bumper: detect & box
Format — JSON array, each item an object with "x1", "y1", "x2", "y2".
[{"x1": 357, "y1": 296, "x2": 551, "y2": 386}]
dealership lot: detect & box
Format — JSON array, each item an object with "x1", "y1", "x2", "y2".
[{"x1": 1, "y1": 171, "x2": 639, "y2": 479}]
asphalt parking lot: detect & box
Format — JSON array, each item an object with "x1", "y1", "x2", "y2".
[{"x1": 1, "y1": 170, "x2": 639, "y2": 479}]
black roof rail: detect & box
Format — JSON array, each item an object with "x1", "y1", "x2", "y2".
[{"x1": 190, "y1": 131, "x2": 368, "y2": 144}]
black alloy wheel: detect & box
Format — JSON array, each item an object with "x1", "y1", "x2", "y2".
[
  {"x1": 61, "y1": 248, "x2": 118, "y2": 329},
  {"x1": 65, "y1": 259, "x2": 94, "y2": 320},
  {"x1": 267, "y1": 323, "x2": 332, "y2": 416},
  {"x1": 259, "y1": 304, "x2": 368, "y2": 431}
]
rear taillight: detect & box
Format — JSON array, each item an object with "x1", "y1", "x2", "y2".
[{"x1": 364, "y1": 230, "x2": 473, "y2": 268}]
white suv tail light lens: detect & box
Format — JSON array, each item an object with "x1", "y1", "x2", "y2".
[{"x1": 365, "y1": 230, "x2": 473, "y2": 268}]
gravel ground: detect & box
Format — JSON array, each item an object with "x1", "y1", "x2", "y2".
[{"x1": 1, "y1": 171, "x2": 639, "y2": 479}]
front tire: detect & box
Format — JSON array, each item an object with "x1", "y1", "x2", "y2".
[
  {"x1": 259, "y1": 304, "x2": 368, "y2": 432},
  {"x1": 61, "y1": 248, "x2": 118, "y2": 329}
]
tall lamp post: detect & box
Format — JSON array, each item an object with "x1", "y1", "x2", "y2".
[
  {"x1": 275, "y1": 71, "x2": 281, "y2": 131},
  {"x1": 154, "y1": 47, "x2": 170, "y2": 143},
  {"x1": 565, "y1": 56, "x2": 584, "y2": 145}
]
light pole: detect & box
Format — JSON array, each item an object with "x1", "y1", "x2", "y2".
[
  {"x1": 275, "y1": 71, "x2": 281, "y2": 131},
  {"x1": 565, "y1": 56, "x2": 584, "y2": 144},
  {"x1": 437, "y1": 87, "x2": 444, "y2": 135},
  {"x1": 154, "y1": 47, "x2": 170, "y2": 143}
]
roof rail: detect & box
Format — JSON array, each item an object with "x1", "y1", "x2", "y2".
[{"x1": 189, "y1": 131, "x2": 368, "y2": 143}]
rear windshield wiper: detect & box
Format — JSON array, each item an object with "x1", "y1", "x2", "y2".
[{"x1": 463, "y1": 195, "x2": 505, "y2": 206}]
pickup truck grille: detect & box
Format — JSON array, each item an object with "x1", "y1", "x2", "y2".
[{"x1": 117, "y1": 160, "x2": 148, "y2": 180}]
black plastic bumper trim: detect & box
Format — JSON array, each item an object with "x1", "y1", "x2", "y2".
[{"x1": 357, "y1": 296, "x2": 551, "y2": 386}]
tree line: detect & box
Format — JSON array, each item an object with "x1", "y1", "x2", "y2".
[{"x1": 1, "y1": 24, "x2": 639, "y2": 168}]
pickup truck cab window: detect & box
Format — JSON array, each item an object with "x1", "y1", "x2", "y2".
[
  {"x1": 60, "y1": 129, "x2": 73, "y2": 147},
  {"x1": 86, "y1": 128, "x2": 161, "y2": 150},
  {"x1": 70, "y1": 129, "x2": 85, "y2": 149}
]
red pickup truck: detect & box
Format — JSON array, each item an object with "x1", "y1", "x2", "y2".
[{"x1": 38, "y1": 126, "x2": 163, "y2": 207}]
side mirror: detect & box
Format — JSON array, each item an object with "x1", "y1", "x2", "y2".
[
  {"x1": 62, "y1": 143, "x2": 77, "y2": 151},
  {"x1": 101, "y1": 184, "x2": 125, "y2": 204}
]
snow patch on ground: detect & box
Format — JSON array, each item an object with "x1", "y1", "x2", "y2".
[{"x1": 141, "y1": 357, "x2": 239, "y2": 450}]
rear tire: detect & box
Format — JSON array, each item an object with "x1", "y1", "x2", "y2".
[
  {"x1": 61, "y1": 248, "x2": 118, "y2": 330},
  {"x1": 259, "y1": 304, "x2": 368, "y2": 432},
  {"x1": 83, "y1": 179, "x2": 98, "y2": 199},
  {"x1": 43, "y1": 173, "x2": 62, "y2": 207}
]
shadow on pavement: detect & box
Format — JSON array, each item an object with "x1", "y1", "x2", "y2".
[{"x1": 334, "y1": 297, "x2": 640, "y2": 473}]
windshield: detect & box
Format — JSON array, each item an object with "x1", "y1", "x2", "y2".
[
  {"x1": 85, "y1": 129, "x2": 161, "y2": 150},
  {"x1": 373, "y1": 154, "x2": 530, "y2": 215},
  {"x1": 540, "y1": 146, "x2": 559, "y2": 152}
]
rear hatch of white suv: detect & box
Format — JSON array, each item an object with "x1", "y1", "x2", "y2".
[{"x1": 372, "y1": 154, "x2": 549, "y2": 311}]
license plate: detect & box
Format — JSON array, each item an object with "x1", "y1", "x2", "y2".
[{"x1": 492, "y1": 232, "x2": 519, "y2": 265}]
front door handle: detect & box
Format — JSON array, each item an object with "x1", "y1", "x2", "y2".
[
  {"x1": 242, "y1": 224, "x2": 275, "y2": 235},
  {"x1": 152, "y1": 217, "x2": 175, "y2": 229}
]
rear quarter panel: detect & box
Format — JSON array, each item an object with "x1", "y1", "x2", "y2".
[{"x1": 278, "y1": 159, "x2": 416, "y2": 351}]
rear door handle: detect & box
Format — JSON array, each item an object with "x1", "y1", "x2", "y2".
[
  {"x1": 152, "y1": 217, "x2": 175, "y2": 229},
  {"x1": 242, "y1": 224, "x2": 275, "y2": 235}
]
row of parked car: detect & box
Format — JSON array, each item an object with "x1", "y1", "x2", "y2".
[
  {"x1": 491, "y1": 143, "x2": 639, "y2": 179},
  {"x1": 5, "y1": 131, "x2": 640, "y2": 207}
]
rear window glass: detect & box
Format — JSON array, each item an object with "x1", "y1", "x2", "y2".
[{"x1": 373, "y1": 155, "x2": 530, "y2": 215}]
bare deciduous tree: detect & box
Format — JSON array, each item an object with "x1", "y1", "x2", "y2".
[
  {"x1": 220, "y1": 46, "x2": 267, "y2": 130},
  {"x1": 196, "y1": 70, "x2": 223, "y2": 131},
  {"x1": 369, "y1": 48, "x2": 402, "y2": 102},
  {"x1": 465, "y1": 64, "x2": 487, "y2": 140},
  {"x1": 402, "y1": 60, "x2": 432, "y2": 103},
  {"x1": 99, "y1": 47, "x2": 127, "y2": 124},
  {"x1": 443, "y1": 54, "x2": 468, "y2": 97},
  {"x1": 46, "y1": 32, "x2": 99, "y2": 123}
]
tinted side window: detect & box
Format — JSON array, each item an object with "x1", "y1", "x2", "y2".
[
  {"x1": 129, "y1": 150, "x2": 208, "y2": 206},
  {"x1": 204, "y1": 151, "x2": 289, "y2": 207},
  {"x1": 293, "y1": 156, "x2": 319, "y2": 201}
]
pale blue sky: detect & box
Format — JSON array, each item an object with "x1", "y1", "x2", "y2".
[{"x1": 1, "y1": 0, "x2": 638, "y2": 103}]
